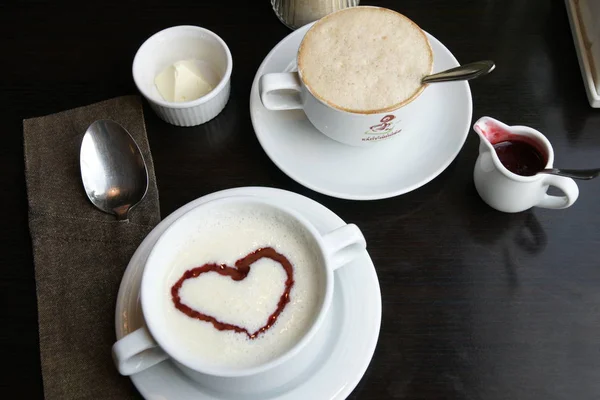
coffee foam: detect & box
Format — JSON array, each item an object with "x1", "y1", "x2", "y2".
[
  {"x1": 298, "y1": 7, "x2": 433, "y2": 113},
  {"x1": 162, "y1": 204, "x2": 324, "y2": 370}
]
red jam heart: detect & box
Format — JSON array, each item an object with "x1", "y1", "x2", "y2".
[{"x1": 171, "y1": 247, "x2": 294, "y2": 339}]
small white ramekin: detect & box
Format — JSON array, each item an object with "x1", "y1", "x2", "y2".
[{"x1": 133, "y1": 25, "x2": 232, "y2": 127}]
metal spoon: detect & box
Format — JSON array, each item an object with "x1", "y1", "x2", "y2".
[
  {"x1": 80, "y1": 120, "x2": 149, "y2": 221},
  {"x1": 539, "y1": 168, "x2": 600, "y2": 180},
  {"x1": 422, "y1": 60, "x2": 496, "y2": 84}
]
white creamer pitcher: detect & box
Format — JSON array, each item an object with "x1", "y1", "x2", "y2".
[{"x1": 473, "y1": 116, "x2": 579, "y2": 213}]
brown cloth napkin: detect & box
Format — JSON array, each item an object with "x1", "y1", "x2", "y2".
[{"x1": 23, "y1": 95, "x2": 160, "y2": 399}]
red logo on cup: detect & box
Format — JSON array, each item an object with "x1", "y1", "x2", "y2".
[
  {"x1": 362, "y1": 115, "x2": 403, "y2": 142},
  {"x1": 366, "y1": 115, "x2": 397, "y2": 135}
]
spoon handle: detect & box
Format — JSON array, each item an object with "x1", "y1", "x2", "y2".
[
  {"x1": 114, "y1": 205, "x2": 131, "y2": 221},
  {"x1": 541, "y1": 168, "x2": 600, "y2": 180},
  {"x1": 421, "y1": 60, "x2": 496, "y2": 84}
]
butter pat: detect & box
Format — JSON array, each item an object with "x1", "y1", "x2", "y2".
[{"x1": 155, "y1": 60, "x2": 213, "y2": 103}]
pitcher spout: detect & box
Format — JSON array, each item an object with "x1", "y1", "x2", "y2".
[{"x1": 473, "y1": 116, "x2": 500, "y2": 153}]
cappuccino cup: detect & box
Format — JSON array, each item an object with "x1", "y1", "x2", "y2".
[
  {"x1": 112, "y1": 196, "x2": 366, "y2": 393},
  {"x1": 259, "y1": 6, "x2": 433, "y2": 147}
]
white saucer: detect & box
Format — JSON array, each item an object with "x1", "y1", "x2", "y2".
[
  {"x1": 250, "y1": 24, "x2": 473, "y2": 200},
  {"x1": 115, "y1": 187, "x2": 382, "y2": 400}
]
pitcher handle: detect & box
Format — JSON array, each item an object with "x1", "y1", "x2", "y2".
[{"x1": 537, "y1": 175, "x2": 579, "y2": 209}]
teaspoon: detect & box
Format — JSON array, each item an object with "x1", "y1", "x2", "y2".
[
  {"x1": 539, "y1": 168, "x2": 600, "y2": 180},
  {"x1": 422, "y1": 60, "x2": 496, "y2": 84},
  {"x1": 80, "y1": 120, "x2": 149, "y2": 221}
]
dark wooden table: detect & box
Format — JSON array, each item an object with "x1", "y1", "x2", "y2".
[{"x1": 2, "y1": 0, "x2": 600, "y2": 399}]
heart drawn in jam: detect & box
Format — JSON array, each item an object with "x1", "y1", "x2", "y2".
[{"x1": 171, "y1": 247, "x2": 294, "y2": 339}]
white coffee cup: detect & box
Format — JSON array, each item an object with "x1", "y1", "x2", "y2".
[
  {"x1": 112, "y1": 196, "x2": 366, "y2": 394},
  {"x1": 259, "y1": 6, "x2": 433, "y2": 147},
  {"x1": 473, "y1": 116, "x2": 579, "y2": 213}
]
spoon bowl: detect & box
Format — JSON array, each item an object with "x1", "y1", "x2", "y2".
[{"x1": 80, "y1": 120, "x2": 149, "y2": 221}]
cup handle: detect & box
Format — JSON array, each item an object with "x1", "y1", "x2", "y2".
[
  {"x1": 259, "y1": 72, "x2": 303, "y2": 110},
  {"x1": 112, "y1": 327, "x2": 168, "y2": 375},
  {"x1": 536, "y1": 175, "x2": 579, "y2": 209},
  {"x1": 321, "y1": 224, "x2": 367, "y2": 271}
]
